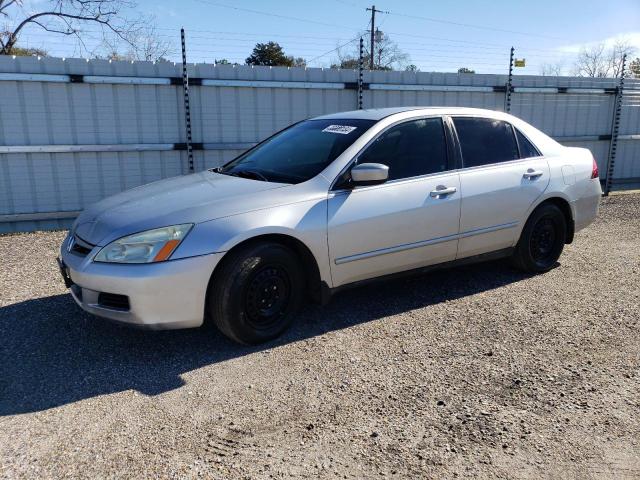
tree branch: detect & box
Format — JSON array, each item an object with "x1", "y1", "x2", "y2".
[
  {"x1": 0, "y1": 0, "x2": 20, "y2": 17},
  {"x1": 0, "y1": 1, "x2": 148, "y2": 56}
]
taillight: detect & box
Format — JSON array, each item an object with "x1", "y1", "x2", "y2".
[{"x1": 591, "y1": 157, "x2": 599, "y2": 179}]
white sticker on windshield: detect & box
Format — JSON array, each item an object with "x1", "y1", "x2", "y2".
[{"x1": 322, "y1": 125, "x2": 357, "y2": 134}]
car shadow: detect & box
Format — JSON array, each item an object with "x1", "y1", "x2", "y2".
[{"x1": 0, "y1": 260, "x2": 536, "y2": 416}]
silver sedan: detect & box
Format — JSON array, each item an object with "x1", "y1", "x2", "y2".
[{"x1": 59, "y1": 107, "x2": 602, "y2": 344}]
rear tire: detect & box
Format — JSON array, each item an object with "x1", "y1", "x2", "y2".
[
  {"x1": 207, "y1": 242, "x2": 304, "y2": 345},
  {"x1": 512, "y1": 203, "x2": 567, "y2": 273}
]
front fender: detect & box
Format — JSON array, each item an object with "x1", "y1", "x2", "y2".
[{"x1": 172, "y1": 197, "x2": 332, "y2": 286}]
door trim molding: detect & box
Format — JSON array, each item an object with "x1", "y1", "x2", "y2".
[
  {"x1": 458, "y1": 221, "x2": 519, "y2": 238},
  {"x1": 334, "y1": 221, "x2": 519, "y2": 265}
]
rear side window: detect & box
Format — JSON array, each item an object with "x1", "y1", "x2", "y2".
[
  {"x1": 453, "y1": 117, "x2": 519, "y2": 168},
  {"x1": 515, "y1": 129, "x2": 541, "y2": 158},
  {"x1": 358, "y1": 118, "x2": 448, "y2": 181}
]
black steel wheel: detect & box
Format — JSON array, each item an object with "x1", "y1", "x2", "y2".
[
  {"x1": 530, "y1": 217, "x2": 557, "y2": 264},
  {"x1": 207, "y1": 242, "x2": 304, "y2": 345},
  {"x1": 512, "y1": 203, "x2": 567, "y2": 273},
  {"x1": 244, "y1": 265, "x2": 292, "y2": 331}
]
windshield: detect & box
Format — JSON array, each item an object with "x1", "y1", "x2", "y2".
[{"x1": 217, "y1": 119, "x2": 376, "y2": 184}]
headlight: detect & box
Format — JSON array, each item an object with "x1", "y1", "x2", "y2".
[{"x1": 94, "y1": 224, "x2": 193, "y2": 263}]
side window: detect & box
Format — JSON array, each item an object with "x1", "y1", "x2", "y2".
[
  {"x1": 453, "y1": 117, "x2": 519, "y2": 168},
  {"x1": 358, "y1": 118, "x2": 448, "y2": 181},
  {"x1": 515, "y1": 129, "x2": 541, "y2": 159}
]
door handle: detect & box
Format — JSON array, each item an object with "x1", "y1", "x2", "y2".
[
  {"x1": 523, "y1": 168, "x2": 544, "y2": 179},
  {"x1": 430, "y1": 185, "x2": 457, "y2": 197}
]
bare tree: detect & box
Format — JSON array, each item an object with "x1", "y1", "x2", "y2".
[
  {"x1": 539, "y1": 62, "x2": 563, "y2": 76},
  {"x1": 128, "y1": 24, "x2": 173, "y2": 61},
  {"x1": 99, "y1": 22, "x2": 174, "y2": 61},
  {"x1": 574, "y1": 43, "x2": 607, "y2": 77},
  {"x1": 332, "y1": 31, "x2": 409, "y2": 71},
  {"x1": 0, "y1": 0, "x2": 141, "y2": 56},
  {"x1": 608, "y1": 40, "x2": 634, "y2": 77},
  {"x1": 574, "y1": 40, "x2": 636, "y2": 77},
  {"x1": 8, "y1": 46, "x2": 48, "y2": 56}
]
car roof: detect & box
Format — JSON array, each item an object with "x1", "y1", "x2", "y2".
[
  {"x1": 313, "y1": 106, "x2": 507, "y2": 121},
  {"x1": 313, "y1": 106, "x2": 565, "y2": 158}
]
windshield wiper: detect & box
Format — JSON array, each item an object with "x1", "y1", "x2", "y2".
[{"x1": 228, "y1": 169, "x2": 269, "y2": 182}]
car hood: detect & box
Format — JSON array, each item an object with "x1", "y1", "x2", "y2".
[{"x1": 73, "y1": 171, "x2": 289, "y2": 246}]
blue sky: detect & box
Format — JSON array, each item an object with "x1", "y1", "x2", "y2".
[{"x1": 16, "y1": 0, "x2": 640, "y2": 74}]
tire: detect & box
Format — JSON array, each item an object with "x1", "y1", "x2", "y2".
[
  {"x1": 206, "y1": 242, "x2": 304, "y2": 345},
  {"x1": 511, "y1": 203, "x2": 567, "y2": 273}
]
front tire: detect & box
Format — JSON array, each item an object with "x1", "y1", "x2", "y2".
[
  {"x1": 512, "y1": 203, "x2": 567, "y2": 273},
  {"x1": 207, "y1": 242, "x2": 304, "y2": 345}
]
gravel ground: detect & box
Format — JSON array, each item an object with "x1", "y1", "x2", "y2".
[{"x1": 1, "y1": 193, "x2": 639, "y2": 479}]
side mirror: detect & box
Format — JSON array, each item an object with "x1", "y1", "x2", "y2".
[{"x1": 350, "y1": 163, "x2": 389, "y2": 186}]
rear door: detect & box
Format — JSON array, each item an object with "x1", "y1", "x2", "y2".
[
  {"x1": 327, "y1": 117, "x2": 461, "y2": 287},
  {"x1": 451, "y1": 116, "x2": 550, "y2": 259}
]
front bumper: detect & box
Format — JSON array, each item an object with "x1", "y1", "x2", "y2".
[{"x1": 60, "y1": 235, "x2": 225, "y2": 329}]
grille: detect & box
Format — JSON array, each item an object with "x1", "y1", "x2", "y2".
[
  {"x1": 69, "y1": 235, "x2": 94, "y2": 257},
  {"x1": 97, "y1": 293, "x2": 130, "y2": 311}
]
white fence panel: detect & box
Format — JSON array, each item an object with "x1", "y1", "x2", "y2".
[{"x1": 0, "y1": 56, "x2": 638, "y2": 233}]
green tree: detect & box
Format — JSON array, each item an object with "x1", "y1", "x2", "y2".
[
  {"x1": 458, "y1": 67, "x2": 475, "y2": 74},
  {"x1": 292, "y1": 57, "x2": 307, "y2": 67},
  {"x1": 630, "y1": 57, "x2": 640, "y2": 78},
  {"x1": 245, "y1": 42, "x2": 304, "y2": 67},
  {"x1": 214, "y1": 58, "x2": 240, "y2": 66}
]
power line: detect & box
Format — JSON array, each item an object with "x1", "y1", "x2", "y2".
[
  {"x1": 189, "y1": 0, "x2": 355, "y2": 31},
  {"x1": 384, "y1": 9, "x2": 567, "y2": 41},
  {"x1": 331, "y1": 0, "x2": 364, "y2": 8},
  {"x1": 307, "y1": 37, "x2": 360, "y2": 63}
]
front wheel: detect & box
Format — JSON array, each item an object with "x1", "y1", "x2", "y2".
[
  {"x1": 206, "y1": 242, "x2": 304, "y2": 345},
  {"x1": 512, "y1": 203, "x2": 567, "y2": 273}
]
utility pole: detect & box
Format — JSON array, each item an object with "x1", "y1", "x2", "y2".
[{"x1": 366, "y1": 5, "x2": 385, "y2": 69}]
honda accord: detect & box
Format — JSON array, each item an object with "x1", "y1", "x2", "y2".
[{"x1": 59, "y1": 107, "x2": 601, "y2": 344}]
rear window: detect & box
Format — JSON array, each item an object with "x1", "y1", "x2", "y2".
[{"x1": 453, "y1": 117, "x2": 519, "y2": 168}]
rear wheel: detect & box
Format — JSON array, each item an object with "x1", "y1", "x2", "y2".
[
  {"x1": 207, "y1": 242, "x2": 304, "y2": 345},
  {"x1": 512, "y1": 203, "x2": 567, "y2": 273}
]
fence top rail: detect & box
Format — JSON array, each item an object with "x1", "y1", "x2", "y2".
[
  {"x1": 0, "y1": 55, "x2": 629, "y2": 89},
  {"x1": 0, "y1": 70, "x2": 625, "y2": 95}
]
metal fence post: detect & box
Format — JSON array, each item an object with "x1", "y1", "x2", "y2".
[
  {"x1": 505, "y1": 46, "x2": 514, "y2": 113},
  {"x1": 358, "y1": 37, "x2": 364, "y2": 110},
  {"x1": 604, "y1": 54, "x2": 627, "y2": 196},
  {"x1": 181, "y1": 27, "x2": 194, "y2": 173}
]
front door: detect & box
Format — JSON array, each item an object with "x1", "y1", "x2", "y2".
[{"x1": 327, "y1": 117, "x2": 461, "y2": 287}]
